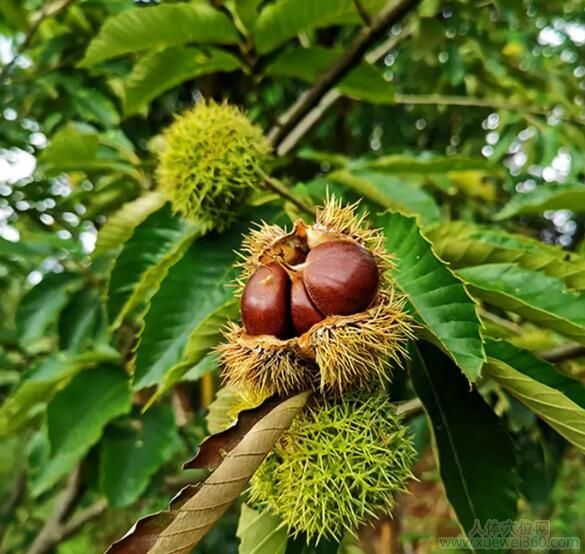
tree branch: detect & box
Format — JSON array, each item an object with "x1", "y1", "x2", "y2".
[
  {"x1": 393, "y1": 93, "x2": 585, "y2": 126},
  {"x1": 260, "y1": 171, "x2": 316, "y2": 216},
  {"x1": 276, "y1": 26, "x2": 413, "y2": 155},
  {"x1": 25, "y1": 466, "x2": 83, "y2": 554},
  {"x1": 540, "y1": 343, "x2": 585, "y2": 364},
  {"x1": 268, "y1": 0, "x2": 422, "y2": 149},
  {"x1": 0, "y1": 0, "x2": 77, "y2": 83}
]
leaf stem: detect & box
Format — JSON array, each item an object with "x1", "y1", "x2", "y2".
[
  {"x1": 268, "y1": 0, "x2": 422, "y2": 149},
  {"x1": 260, "y1": 171, "x2": 316, "y2": 216}
]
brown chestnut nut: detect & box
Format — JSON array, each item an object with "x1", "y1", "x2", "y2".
[
  {"x1": 290, "y1": 273, "x2": 325, "y2": 335},
  {"x1": 303, "y1": 240, "x2": 379, "y2": 316},
  {"x1": 241, "y1": 262, "x2": 291, "y2": 338}
]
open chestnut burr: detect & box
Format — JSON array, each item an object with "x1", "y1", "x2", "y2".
[{"x1": 218, "y1": 198, "x2": 414, "y2": 396}]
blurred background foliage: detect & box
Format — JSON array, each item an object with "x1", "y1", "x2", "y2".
[{"x1": 1, "y1": 0, "x2": 585, "y2": 553}]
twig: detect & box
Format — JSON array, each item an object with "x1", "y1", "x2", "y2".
[
  {"x1": 0, "y1": 470, "x2": 27, "y2": 545},
  {"x1": 25, "y1": 466, "x2": 82, "y2": 554},
  {"x1": 396, "y1": 397, "x2": 423, "y2": 418},
  {"x1": 353, "y1": 0, "x2": 373, "y2": 25},
  {"x1": 276, "y1": 26, "x2": 412, "y2": 155},
  {"x1": 260, "y1": 171, "x2": 316, "y2": 216},
  {"x1": 541, "y1": 343, "x2": 585, "y2": 364},
  {"x1": 59, "y1": 500, "x2": 107, "y2": 541},
  {"x1": 268, "y1": 0, "x2": 422, "y2": 149},
  {"x1": 0, "y1": 0, "x2": 77, "y2": 83},
  {"x1": 392, "y1": 94, "x2": 584, "y2": 126}
]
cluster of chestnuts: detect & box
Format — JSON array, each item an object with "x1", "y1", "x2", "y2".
[
  {"x1": 218, "y1": 197, "x2": 413, "y2": 396},
  {"x1": 241, "y1": 239, "x2": 379, "y2": 339}
]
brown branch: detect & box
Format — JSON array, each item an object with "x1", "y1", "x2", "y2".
[
  {"x1": 353, "y1": 0, "x2": 373, "y2": 25},
  {"x1": 541, "y1": 343, "x2": 585, "y2": 364},
  {"x1": 276, "y1": 25, "x2": 413, "y2": 155},
  {"x1": 396, "y1": 397, "x2": 423, "y2": 418},
  {"x1": 0, "y1": 0, "x2": 77, "y2": 83},
  {"x1": 268, "y1": 0, "x2": 422, "y2": 149},
  {"x1": 59, "y1": 500, "x2": 107, "y2": 542},
  {"x1": 25, "y1": 466, "x2": 83, "y2": 554},
  {"x1": 260, "y1": 171, "x2": 316, "y2": 216},
  {"x1": 392, "y1": 94, "x2": 585, "y2": 126}
]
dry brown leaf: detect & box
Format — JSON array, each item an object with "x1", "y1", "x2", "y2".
[
  {"x1": 184, "y1": 395, "x2": 282, "y2": 470},
  {"x1": 107, "y1": 392, "x2": 310, "y2": 554}
]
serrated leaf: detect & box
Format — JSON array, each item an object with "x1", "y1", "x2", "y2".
[
  {"x1": 459, "y1": 263, "x2": 585, "y2": 344},
  {"x1": 265, "y1": 47, "x2": 393, "y2": 104},
  {"x1": 206, "y1": 385, "x2": 249, "y2": 435},
  {"x1": 254, "y1": 0, "x2": 387, "y2": 53},
  {"x1": 32, "y1": 366, "x2": 132, "y2": 496},
  {"x1": 379, "y1": 212, "x2": 485, "y2": 381},
  {"x1": 107, "y1": 204, "x2": 198, "y2": 328},
  {"x1": 81, "y1": 3, "x2": 239, "y2": 67},
  {"x1": 107, "y1": 392, "x2": 310, "y2": 554},
  {"x1": 125, "y1": 46, "x2": 242, "y2": 116},
  {"x1": 484, "y1": 344, "x2": 585, "y2": 454},
  {"x1": 411, "y1": 341, "x2": 518, "y2": 543},
  {"x1": 93, "y1": 191, "x2": 166, "y2": 257},
  {"x1": 329, "y1": 169, "x2": 440, "y2": 224},
  {"x1": 149, "y1": 300, "x2": 239, "y2": 404},
  {"x1": 484, "y1": 339, "x2": 585, "y2": 409},
  {"x1": 0, "y1": 351, "x2": 117, "y2": 438},
  {"x1": 237, "y1": 504, "x2": 287, "y2": 554},
  {"x1": 133, "y1": 224, "x2": 245, "y2": 391},
  {"x1": 495, "y1": 183, "x2": 585, "y2": 220},
  {"x1": 182, "y1": 354, "x2": 218, "y2": 383},
  {"x1": 16, "y1": 273, "x2": 83, "y2": 347},
  {"x1": 361, "y1": 154, "x2": 497, "y2": 174},
  {"x1": 58, "y1": 289, "x2": 108, "y2": 352},
  {"x1": 100, "y1": 404, "x2": 182, "y2": 508},
  {"x1": 427, "y1": 221, "x2": 585, "y2": 291}
]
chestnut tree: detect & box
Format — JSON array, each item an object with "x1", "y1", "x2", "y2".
[{"x1": 1, "y1": 0, "x2": 585, "y2": 553}]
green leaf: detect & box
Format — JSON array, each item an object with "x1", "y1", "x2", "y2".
[
  {"x1": 93, "y1": 191, "x2": 166, "y2": 257},
  {"x1": 150, "y1": 300, "x2": 239, "y2": 404},
  {"x1": 233, "y1": 0, "x2": 263, "y2": 32},
  {"x1": 133, "y1": 224, "x2": 246, "y2": 390},
  {"x1": 32, "y1": 366, "x2": 132, "y2": 496},
  {"x1": 0, "y1": 237, "x2": 54, "y2": 259},
  {"x1": 0, "y1": 0, "x2": 27, "y2": 30},
  {"x1": 206, "y1": 385, "x2": 248, "y2": 435},
  {"x1": 125, "y1": 46, "x2": 242, "y2": 116},
  {"x1": 361, "y1": 154, "x2": 497, "y2": 174},
  {"x1": 265, "y1": 47, "x2": 393, "y2": 104},
  {"x1": 237, "y1": 504, "x2": 288, "y2": 554},
  {"x1": 329, "y1": 169, "x2": 440, "y2": 224},
  {"x1": 459, "y1": 263, "x2": 585, "y2": 344},
  {"x1": 39, "y1": 126, "x2": 139, "y2": 178},
  {"x1": 81, "y1": 3, "x2": 239, "y2": 67},
  {"x1": 411, "y1": 341, "x2": 518, "y2": 544},
  {"x1": 427, "y1": 221, "x2": 585, "y2": 291},
  {"x1": 100, "y1": 404, "x2": 181, "y2": 508},
  {"x1": 16, "y1": 273, "x2": 83, "y2": 347},
  {"x1": 58, "y1": 289, "x2": 107, "y2": 352},
  {"x1": 483, "y1": 343, "x2": 585, "y2": 454},
  {"x1": 379, "y1": 212, "x2": 485, "y2": 381},
  {"x1": 254, "y1": 0, "x2": 387, "y2": 53},
  {"x1": 107, "y1": 205, "x2": 198, "y2": 328},
  {"x1": 484, "y1": 339, "x2": 585, "y2": 409},
  {"x1": 495, "y1": 183, "x2": 585, "y2": 220},
  {"x1": 0, "y1": 352, "x2": 117, "y2": 438}
]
